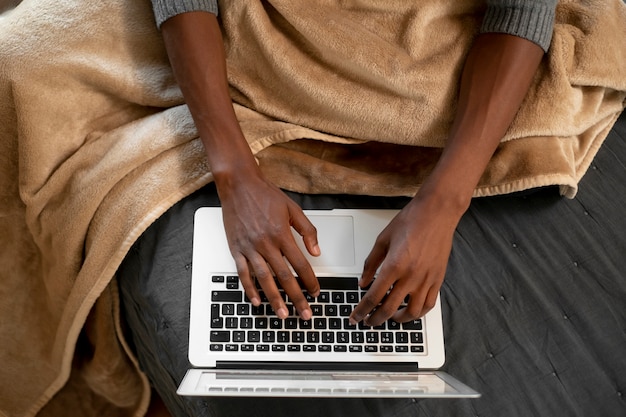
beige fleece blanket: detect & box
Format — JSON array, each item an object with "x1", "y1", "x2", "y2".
[{"x1": 0, "y1": 0, "x2": 624, "y2": 416}]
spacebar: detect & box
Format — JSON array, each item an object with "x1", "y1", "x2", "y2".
[{"x1": 315, "y1": 276, "x2": 359, "y2": 290}]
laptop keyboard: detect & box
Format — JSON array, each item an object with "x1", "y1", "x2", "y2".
[{"x1": 208, "y1": 275, "x2": 426, "y2": 355}]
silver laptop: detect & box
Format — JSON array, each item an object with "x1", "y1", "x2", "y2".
[{"x1": 177, "y1": 207, "x2": 479, "y2": 398}]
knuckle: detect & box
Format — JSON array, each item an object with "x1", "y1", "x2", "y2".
[
  {"x1": 254, "y1": 269, "x2": 272, "y2": 282},
  {"x1": 275, "y1": 270, "x2": 293, "y2": 283},
  {"x1": 301, "y1": 223, "x2": 317, "y2": 236}
]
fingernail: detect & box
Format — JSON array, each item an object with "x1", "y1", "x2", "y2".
[
  {"x1": 301, "y1": 309, "x2": 312, "y2": 321},
  {"x1": 313, "y1": 244, "x2": 321, "y2": 256},
  {"x1": 277, "y1": 307, "x2": 289, "y2": 319},
  {"x1": 251, "y1": 297, "x2": 261, "y2": 306},
  {"x1": 349, "y1": 316, "x2": 358, "y2": 325}
]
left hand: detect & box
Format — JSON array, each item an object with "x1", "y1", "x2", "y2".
[{"x1": 349, "y1": 193, "x2": 460, "y2": 326}]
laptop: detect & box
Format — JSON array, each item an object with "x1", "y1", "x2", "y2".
[{"x1": 177, "y1": 207, "x2": 479, "y2": 398}]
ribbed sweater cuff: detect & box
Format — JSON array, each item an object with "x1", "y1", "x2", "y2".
[
  {"x1": 151, "y1": 0, "x2": 219, "y2": 29},
  {"x1": 480, "y1": 0, "x2": 556, "y2": 52}
]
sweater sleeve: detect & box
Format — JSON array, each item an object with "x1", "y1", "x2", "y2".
[
  {"x1": 150, "y1": 0, "x2": 218, "y2": 28},
  {"x1": 480, "y1": 0, "x2": 558, "y2": 52}
]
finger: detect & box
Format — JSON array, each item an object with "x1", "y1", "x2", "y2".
[
  {"x1": 392, "y1": 285, "x2": 439, "y2": 322},
  {"x1": 349, "y1": 272, "x2": 391, "y2": 324},
  {"x1": 274, "y1": 266, "x2": 313, "y2": 321},
  {"x1": 248, "y1": 253, "x2": 290, "y2": 319},
  {"x1": 364, "y1": 282, "x2": 411, "y2": 327},
  {"x1": 281, "y1": 240, "x2": 319, "y2": 299},
  {"x1": 233, "y1": 253, "x2": 261, "y2": 306},
  {"x1": 360, "y1": 239, "x2": 387, "y2": 288},
  {"x1": 290, "y1": 206, "x2": 320, "y2": 257}
]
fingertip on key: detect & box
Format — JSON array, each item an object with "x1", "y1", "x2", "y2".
[
  {"x1": 277, "y1": 307, "x2": 289, "y2": 319},
  {"x1": 301, "y1": 308, "x2": 312, "y2": 321}
]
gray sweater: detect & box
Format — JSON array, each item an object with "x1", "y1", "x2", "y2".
[{"x1": 151, "y1": 0, "x2": 557, "y2": 52}]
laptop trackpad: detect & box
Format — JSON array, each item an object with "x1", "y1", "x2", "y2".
[{"x1": 292, "y1": 215, "x2": 355, "y2": 267}]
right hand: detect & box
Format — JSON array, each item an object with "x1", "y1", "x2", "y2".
[{"x1": 217, "y1": 173, "x2": 320, "y2": 320}]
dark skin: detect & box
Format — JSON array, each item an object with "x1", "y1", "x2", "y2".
[{"x1": 161, "y1": 11, "x2": 545, "y2": 326}]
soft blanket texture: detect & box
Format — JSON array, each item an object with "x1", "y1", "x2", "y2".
[{"x1": 0, "y1": 0, "x2": 624, "y2": 416}]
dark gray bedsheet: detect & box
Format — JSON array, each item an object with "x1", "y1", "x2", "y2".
[{"x1": 118, "y1": 111, "x2": 626, "y2": 417}]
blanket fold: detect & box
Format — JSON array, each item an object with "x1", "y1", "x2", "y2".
[{"x1": 0, "y1": 0, "x2": 624, "y2": 416}]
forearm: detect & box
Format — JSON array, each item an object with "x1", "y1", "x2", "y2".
[
  {"x1": 161, "y1": 11, "x2": 260, "y2": 186},
  {"x1": 418, "y1": 33, "x2": 545, "y2": 215}
]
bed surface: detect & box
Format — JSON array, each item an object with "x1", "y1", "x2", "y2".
[{"x1": 118, "y1": 112, "x2": 626, "y2": 417}]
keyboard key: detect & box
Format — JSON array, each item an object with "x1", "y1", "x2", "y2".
[
  {"x1": 366, "y1": 332, "x2": 379, "y2": 343},
  {"x1": 233, "y1": 331, "x2": 245, "y2": 342},
  {"x1": 329, "y1": 318, "x2": 342, "y2": 329},
  {"x1": 256, "y1": 345, "x2": 270, "y2": 351},
  {"x1": 318, "y1": 292, "x2": 330, "y2": 303},
  {"x1": 307, "y1": 331, "x2": 320, "y2": 343},
  {"x1": 410, "y1": 332, "x2": 424, "y2": 344},
  {"x1": 395, "y1": 332, "x2": 409, "y2": 344},
  {"x1": 241, "y1": 344, "x2": 254, "y2": 351},
  {"x1": 411, "y1": 346, "x2": 425, "y2": 353},
  {"x1": 240, "y1": 317, "x2": 253, "y2": 329},
  {"x1": 324, "y1": 305, "x2": 338, "y2": 316},
  {"x1": 403, "y1": 319, "x2": 423, "y2": 330},
  {"x1": 303, "y1": 345, "x2": 316, "y2": 352},
  {"x1": 351, "y1": 332, "x2": 364, "y2": 344},
  {"x1": 277, "y1": 331, "x2": 290, "y2": 343},
  {"x1": 226, "y1": 275, "x2": 239, "y2": 289},
  {"x1": 339, "y1": 305, "x2": 352, "y2": 317},
  {"x1": 287, "y1": 345, "x2": 301, "y2": 352},
  {"x1": 285, "y1": 318, "x2": 298, "y2": 329},
  {"x1": 322, "y1": 332, "x2": 334, "y2": 343},
  {"x1": 269, "y1": 318, "x2": 282, "y2": 329},
  {"x1": 343, "y1": 319, "x2": 356, "y2": 330},
  {"x1": 272, "y1": 345, "x2": 286, "y2": 352},
  {"x1": 387, "y1": 320, "x2": 401, "y2": 330},
  {"x1": 211, "y1": 291, "x2": 241, "y2": 302},
  {"x1": 381, "y1": 332, "x2": 394, "y2": 343},
  {"x1": 210, "y1": 344, "x2": 223, "y2": 351},
  {"x1": 332, "y1": 292, "x2": 345, "y2": 303},
  {"x1": 292, "y1": 331, "x2": 305, "y2": 343},
  {"x1": 317, "y1": 277, "x2": 358, "y2": 290},
  {"x1": 349, "y1": 345, "x2": 363, "y2": 352},
  {"x1": 255, "y1": 318, "x2": 268, "y2": 329},
  {"x1": 318, "y1": 345, "x2": 331, "y2": 352},
  {"x1": 334, "y1": 345, "x2": 347, "y2": 352},
  {"x1": 311, "y1": 305, "x2": 323, "y2": 316},
  {"x1": 395, "y1": 346, "x2": 409, "y2": 352},
  {"x1": 247, "y1": 331, "x2": 260, "y2": 342},
  {"x1": 380, "y1": 346, "x2": 393, "y2": 352},
  {"x1": 210, "y1": 317, "x2": 223, "y2": 329},
  {"x1": 262, "y1": 331, "x2": 275, "y2": 343},
  {"x1": 225, "y1": 317, "x2": 238, "y2": 328},
  {"x1": 225, "y1": 344, "x2": 239, "y2": 351},
  {"x1": 314, "y1": 318, "x2": 327, "y2": 329},
  {"x1": 222, "y1": 304, "x2": 235, "y2": 315},
  {"x1": 365, "y1": 345, "x2": 378, "y2": 352},
  {"x1": 236, "y1": 303, "x2": 250, "y2": 315},
  {"x1": 299, "y1": 319, "x2": 312, "y2": 329},
  {"x1": 210, "y1": 331, "x2": 230, "y2": 342},
  {"x1": 212, "y1": 275, "x2": 225, "y2": 283},
  {"x1": 346, "y1": 292, "x2": 359, "y2": 303},
  {"x1": 337, "y1": 332, "x2": 349, "y2": 344}
]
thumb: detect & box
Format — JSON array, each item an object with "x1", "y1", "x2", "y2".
[{"x1": 290, "y1": 208, "x2": 320, "y2": 257}]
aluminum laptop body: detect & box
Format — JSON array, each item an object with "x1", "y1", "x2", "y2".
[{"x1": 178, "y1": 207, "x2": 479, "y2": 398}]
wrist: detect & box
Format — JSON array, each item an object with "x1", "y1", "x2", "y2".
[{"x1": 415, "y1": 172, "x2": 473, "y2": 220}]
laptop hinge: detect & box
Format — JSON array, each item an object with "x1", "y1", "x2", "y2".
[{"x1": 216, "y1": 361, "x2": 419, "y2": 372}]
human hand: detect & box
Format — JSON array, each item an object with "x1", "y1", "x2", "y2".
[
  {"x1": 218, "y1": 174, "x2": 320, "y2": 321},
  {"x1": 349, "y1": 194, "x2": 460, "y2": 326}
]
